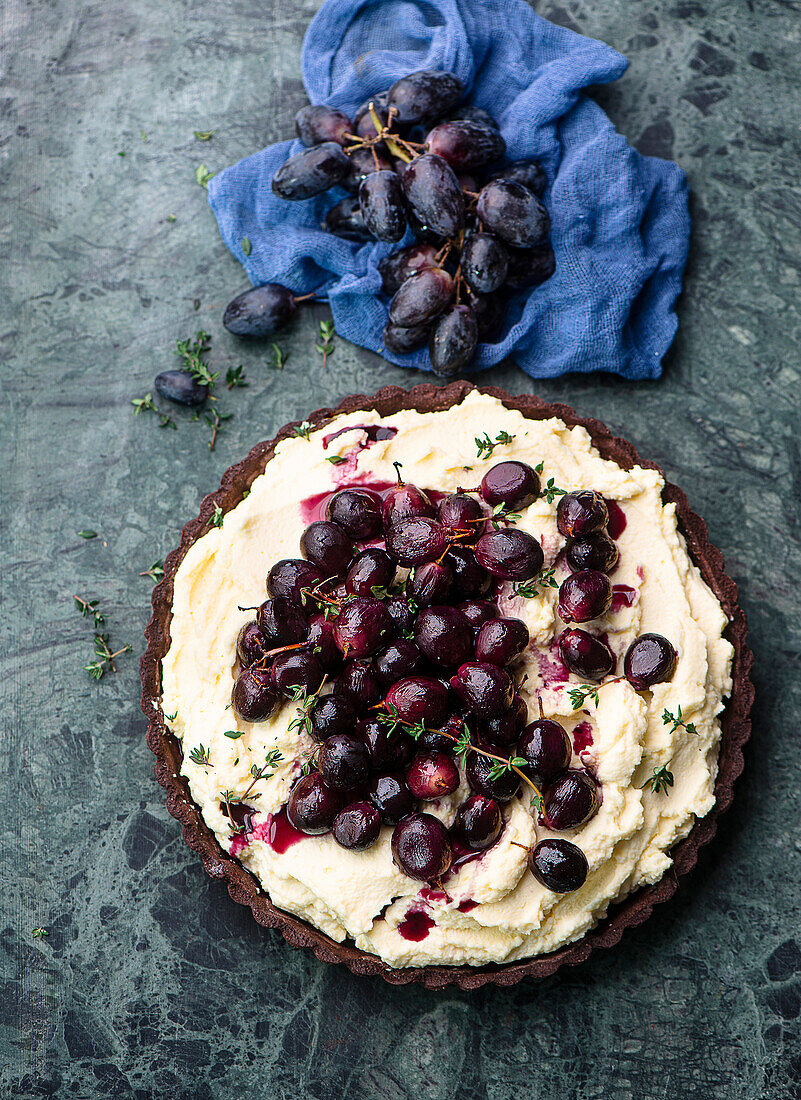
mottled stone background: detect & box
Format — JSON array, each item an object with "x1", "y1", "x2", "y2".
[{"x1": 2, "y1": 0, "x2": 800, "y2": 1096}]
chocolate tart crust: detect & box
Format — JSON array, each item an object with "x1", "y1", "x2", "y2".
[{"x1": 140, "y1": 382, "x2": 753, "y2": 991}]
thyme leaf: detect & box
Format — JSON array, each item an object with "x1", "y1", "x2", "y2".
[
  {"x1": 642, "y1": 764, "x2": 674, "y2": 795},
  {"x1": 190, "y1": 744, "x2": 212, "y2": 766},
  {"x1": 475, "y1": 430, "x2": 515, "y2": 460}
]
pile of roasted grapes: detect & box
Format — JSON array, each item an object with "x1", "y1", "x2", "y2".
[
  {"x1": 222, "y1": 69, "x2": 555, "y2": 377},
  {"x1": 227, "y1": 458, "x2": 677, "y2": 895}
]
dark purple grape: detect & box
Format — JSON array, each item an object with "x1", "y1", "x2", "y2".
[
  {"x1": 385, "y1": 516, "x2": 449, "y2": 566},
  {"x1": 334, "y1": 596, "x2": 392, "y2": 658},
  {"x1": 481, "y1": 692, "x2": 527, "y2": 746},
  {"x1": 332, "y1": 802, "x2": 381, "y2": 851},
  {"x1": 475, "y1": 617, "x2": 529, "y2": 666},
  {"x1": 463, "y1": 285, "x2": 506, "y2": 339},
  {"x1": 406, "y1": 751, "x2": 460, "y2": 800},
  {"x1": 369, "y1": 771, "x2": 414, "y2": 825},
  {"x1": 223, "y1": 284, "x2": 297, "y2": 338},
  {"x1": 267, "y1": 559, "x2": 324, "y2": 603},
  {"x1": 373, "y1": 639, "x2": 424, "y2": 686},
  {"x1": 300, "y1": 520, "x2": 353, "y2": 575},
  {"x1": 287, "y1": 772, "x2": 343, "y2": 835},
  {"x1": 465, "y1": 747, "x2": 520, "y2": 802},
  {"x1": 461, "y1": 233, "x2": 509, "y2": 294},
  {"x1": 529, "y1": 838, "x2": 588, "y2": 892},
  {"x1": 270, "y1": 651, "x2": 324, "y2": 696},
  {"x1": 346, "y1": 548, "x2": 395, "y2": 597},
  {"x1": 418, "y1": 714, "x2": 460, "y2": 753},
  {"x1": 308, "y1": 693, "x2": 357, "y2": 742},
  {"x1": 319, "y1": 733, "x2": 371, "y2": 791},
  {"x1": 387, "y1": 70, "x2": 465, "y2": 124},
  {"x1": 476, "y1": 179, "x2": 550, "y2": 248},
  {"x1": 385, "y1": 595, "x2": 417, "y2": 634},
  {"x1": 475, "y1": 529, "x2": 544, "y2": 580},
  {"x1": 382, "y1": 476, "x2": 435, "y2": 527},
  {"x1": 353, "y1": 94, "x2": 390, "y2": 140},
  {"x1": 324, "y1": 195, "x2": 372, "y2": 241},
  {"x1": 326, "y1": 488, "x2": 383, "y2": 540},
  {"x1": 359, "y1": 170, "x2": 407, "y2": 242},
  {"x1": 518, "y1": 719, "x2": 572, "y2": 780},
  {"x1": 383, "y1": 322, "x2": 430, "y2": 354},
  {"x1": 624, "y1": 634, "x2": 678, "y2": 690},
  {"x1": 389, "y1": 267, "x2": 454, "y2": 327},
  {"x1": 385, "y1": 676, "x2": 449, "y2": 725},
  {"x1": 451, "y1": 662, "x2": 514, "y2": 718},
  {"x1": 342, "y1": 145, "x2": 394, "y2": 194},
  {"x1": 154, "y1": 370, "x2": 208, "y2": 407},
  {"x1": 446, "y1": 105, "x2": 499, "y2": 129},
  {"x1": 272, "y1": 142, "x2": 350, "y2": 199},
  {"x1": 400, "y1": 155, "x2": 465, "y2": 238},
  {"x1": 231, "y1": 668, "x2": 280, "y2": 723},
  {"x1": 558, "y1": 570, "x2": 613, "y2": 623},
  {"x1": 379, "y1": 243, "x2": 440, "y2": 295},
  {"x1": 335, "y1": 659, "x2": 383, "y2": 711},
  {"x1": 255, "y1": 598, "x2": 308, "y2": 646},
  {"x1": 458, "y1": 599, "x2": 497, "y2": 630},
  {"x1": 454, "y1": 794, "x2": 503, "y2": 850},
  {"x1": 490, "y1": 160, "x2": 547, "y2": 198},
  {"x1": 429, "y1": 304, "x2": 478, "y2": 377},
  {"x1": 505, "y1": 244, "x2": 555, "y2": 289},
  {"x1": 558, "y1": 628, "x2": 616, "y2": 681},
  {"x1": 360, "y1": 719, "x2": 413, "y2": 770},
  {"x1": 480, "y1": 461, "x2": 541, "y2": 511},
  {"x1": 556, "y1": 491, "x2": 609, "y2": 539},
  {"x1": 424, "y1": 121, "x2": 506, "y2": 170},
  {"x1": 391, "y1": 812, "x2": 454, "y2": 881},
  {"x1": 406, "y1": 560, "x2": 452, "y2": 607},
  {"x1": 566, "y1": 534, "x2": 619, "y2": 574},
  {"x1": 295, "y1": 104, "x2": 352, "y2": 147},
  {"x1": 437, "y1": 493, "x2": 483, "y2": 531},
  {"x1": 414, "y1": 606, "x2": 474, "y2": 668},
  {"x1": 237, "y1": 621, "x2": 268, "y2": 667},
  {"x1": 543, "y1": 770, "x2": 599, "y2": 830},
  {"x1": 306, "y1": 613, "x2": 343, "y2": 673},
  {"x1": 448, "y1": 547, "x2": 492, "y2": 598}
]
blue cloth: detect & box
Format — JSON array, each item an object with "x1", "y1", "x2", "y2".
[{"x1": 208, "y1": 0, "x2": 690, "y2": 380}]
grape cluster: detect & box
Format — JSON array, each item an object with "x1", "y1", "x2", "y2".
[
  {"x1": 225, "y1": 457, "x2": 678, "y2": 897},
  {"x1": 222, "y1": 70, "x2": 555, "y2": 376}
]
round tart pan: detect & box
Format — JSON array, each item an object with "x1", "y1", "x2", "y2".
[{"x1": 140, "y1": 382, "x2": 753, "y2": 990}]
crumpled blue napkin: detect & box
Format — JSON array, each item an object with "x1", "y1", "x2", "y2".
[{"x1": 208, "y1": 0, "x2": 690, "y2": 380}]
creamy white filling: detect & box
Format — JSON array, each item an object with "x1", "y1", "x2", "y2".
[{"x1": 161, "y1": 392, "x2": 733, "y2": 969}]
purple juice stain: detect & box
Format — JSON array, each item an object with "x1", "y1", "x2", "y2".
[
  {"x1": 322, "y1": 423, "x2": 398, "y2": 448},
  {"x1": 610, "y1": 584, "x2": 637, "y2": 613},
  {"x1": 266, "y1": 807, "x2": 305, "y2": 854},
  {"x1": 605, "y1": 500, "x2": 627, "y2": 540},
  {"x1": 572, "y1": 720, "x2": 593, "y2": 753},
  {"x1": 397, "y1": 910, "x2": 435, "y2": 941},
  {"x1": 457, "y1": 899, "x2": 478, "y2": 913}
]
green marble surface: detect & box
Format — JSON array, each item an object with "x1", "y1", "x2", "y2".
[{"x1": 3, "y1": 0, "x2": 800, "y2": 1096}]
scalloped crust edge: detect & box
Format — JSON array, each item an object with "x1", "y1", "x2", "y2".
[{"x1": 140, "y1": 381, "x2": 753, "y2": 991}]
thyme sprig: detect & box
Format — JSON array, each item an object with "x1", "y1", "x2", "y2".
[
  {"x1": 84, "y1": 633, "x2": 132, "y2": 679},
  {"x1": 375, "y1": 708, "x2": 543, "y2": 810},
  {"x1": 316, "y1": 320, "x2": 335, "y2": 368},
  {"x1": 287, "y1": 678, "x2": 328, "y2": 739},
  {"x1": 74, "y1": 595, "x2": 105, "y2": 628},
  {"x1": 32, "y1": 928, "x2": 49, "y2": 939},
  {"x1": 490, "y1": 503, "x2": 521, "y2": 529},
  {"x1": 642, "y1": 764, "x2": 674, "y2": 795},
  {"x1": 541, "y1": 478, "x2": 566, "y2": 504},
  {"x1": 204, "y1": 409, "x2": 233, "y2": 451},
  {"x1": 293, "y1": 421, "x2": 313, "y2": 441},
  {"x1": 662, "y1": 706, "x2": 698, "y2": 737},
  {"x1": 225, "y1": 365, "x2": 247, "y2": 389},
  {"x1": 177, "y1": 331, "x2": 218, "y2": 388},
  {"x1": 475, "y1": 430, "x2": 515, "y2": 460},
  {"x1": 241, "y1": 749, "x2": 284, "y2": 799},
  {"x1": 210, "y1": 504, "x2": 224, "y2": 528},
  {"x1": 140, "y1": 560, "x2": 165, "y2": 582},
  {"x1": 132, "y1": 393, "x2": 176, "y2": 429},
  {"x1": 511, "y1": 568, "x2": 558, "y2": 599},
  {"x1": 190, "y1": 744, "x2": 212, "y2": 767},
  {"x1": 567, "y1": 676, "x2": 625, "y2": 711}
]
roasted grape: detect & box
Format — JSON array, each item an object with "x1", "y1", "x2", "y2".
[
  {"x1": 346, "y1": 548, "x2": 395, "y2": 597},
  {"x1": 308, "y1": 693, "x2": 357, "y2": 742},
  {"x1": 480, "y1": 460, "x2": 540, "y2": 510},
  {"x1": 385, "y1": 516, "x2": 448, "y2": 566},
  {"x1": 557, "y1": 570, "x2": 613, "y2": 623},
  {"x1": 372, "y1": 639, "x2": 424, "y2": 686},
  {"x1": 451, "y1": 662, "x2": 514, "y2": 718},
  {"x1": 387, "y1": 70, "x2": 465, "y2": 124},
  {"x1": 332, "y1": 802, "x2": 381, "y2": 851},
  {"x1": 270, "y1": 650, "x2": 324, "y2": 695},
  {"x1": 256, "y1": 596, "x2": 308, "y2": 647},
  {"x1": 461, "y1": 233, "x2": 509, "y2": 294},
  {"x1": 543, "y1": 770, "x2": 599, "y2": 830},
  {"x1": 382, "y1": 475, "x2": 435, "y2": 527},
  {"x1": 624, "y1": 634, "x2": 678, "y2": 690},
  {"x1": 465, "y1": 747, "x2": 520, "y2": 803},
  {"x1": 287, "y1": 772, "x2": 343, "y2": 834},
  {"x1": 558, "y1": 627, "x2": 616, "y2": 681},
  {"x1": 231, "y1": 668, "x2": 280, "y2": 723},
  {"x1": 437, "y1": 493, "x2": 484, "y2": 531},
  {"x1": 295, "y1": 104, "x2": 352, "y2": 147},
  {"x1": 474, "y1": 528, "x2": 544, "y2": 580},
  {"x1": 272, "y1": 142, "x2": 350, "y2": 200},
  {"x1": 300, "y1": 520, "x2": 353, "y2": 575},
  {"x1": 333, "y1": 596, "x2": 393, "y2": 658},
  {"x1": 424, "y1": 120, "x2": 506, "y2": 170},
  {"x1": 406, "y1": 560, "x2": 452, "y2": 607},
  {"x1": 335, "y1": 659, "x2": 383, "y2": 711},
  {"x1": 401, "y1": 155, "x2": 465, "y2": 238},
  {"x1": 454, "y1": 794, "x2": 503, "y2": 850},
  {"x1": 385, "y1": 676, "x2": 449, "y2": 725},
  {"x1": 223, "y1": 284, "x2": 298, "y2": 338},
  {"x1": 414, "y1": 606, "x2": 474, "y2": 668},
  {"x1": 389, "y1": 268, "x2": 454, "y2": 327},
  {"x1": 556, "y1": 491, "x2": 608, "y2": 538},
  {"x1": 359, "y1": 170, "x2": 407, "y2": 242},
  {"x1": 267, "y1": 558, "x2": 324, "y2": 603},
  {"x1": 319, "y1": 733, "x2": 371, "y2": 791},
  {"x1": 518, "y1": 718, "x2": 572, "y2": 780},
  {"x1": 475, "y1": 617, "x2": 529, "y2": 666},
  {"x1": 565, "y1": 534, "x2": 619, "y2": 574},
  {"x1": 529, "y1": 838, "x2": 588, "y2": 892},
  {"x1": 391, "y1": 812, "x2": 453, "y2": 880},
  {"x1": 406, "y1": 751, "x2": 460, "y2": 800},
  {"x1": 326, "y1": 488, "x2": 383, "y2": 539},
  {"x1": 429, "y1": 304, "x2": 478, "y2": 377},
  {"x1": 369, "y1": 771, "x2": 414, "y2": 825},
  {"x1": 476, "y1": 179, "x2": 550, "y2": 248}
]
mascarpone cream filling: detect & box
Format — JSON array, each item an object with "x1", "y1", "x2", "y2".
[{"x1": 160, "y1": 392, "x2": 733, "y2": 968}]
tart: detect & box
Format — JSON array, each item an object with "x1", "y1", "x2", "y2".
[{"x1": 141, "y1": 382, "x2": 752, "y2": 989}]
